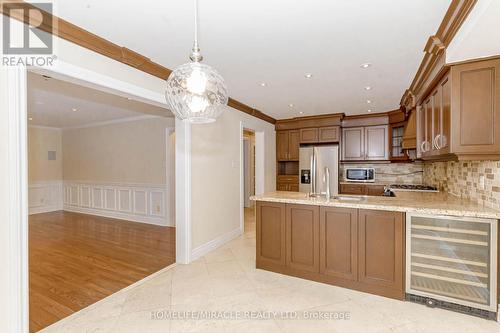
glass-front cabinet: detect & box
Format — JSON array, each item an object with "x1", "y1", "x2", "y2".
[{"x1": 406, "y1": 213, "x2": 497, "y2": 311}]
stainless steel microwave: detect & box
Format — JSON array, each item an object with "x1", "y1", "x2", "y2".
[{"x1": 344, "y1": 167, "x2": 375, "y2": 182}]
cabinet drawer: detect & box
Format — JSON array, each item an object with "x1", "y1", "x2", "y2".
[
  {"x1": 277, "y1": 175, "x2": 299, "y2": 183},
  {"x1": 340, "y1": 184, "x2": 366, "y2": 195},
  {"x1": 300, "y1": 128, "x2": 319, "y2": 143},
  {"x1": 366, "y1": 185, "x2": 385, "y2": 196},
  {"x1": 319, "y1": 126, "x2": 340, "y2": 143}
]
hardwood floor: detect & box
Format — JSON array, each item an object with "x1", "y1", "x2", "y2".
[{"x1": 29, "y1": 211, "x2": 175, "y2": 332}]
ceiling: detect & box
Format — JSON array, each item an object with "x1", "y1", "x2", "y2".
[
  {"x1": 47, "y1": 0, "x2": 451, "y2": 119},
  {"x1": 28, "y1": 72, "x2": 172, "y2": 128}
]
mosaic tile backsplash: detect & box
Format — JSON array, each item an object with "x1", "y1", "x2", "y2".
[
  {"x1": 340, "y1": 162, "x2": 423, "y2": 184},
  {"x1": 423, "y1": 161, "x2": 500, "y2": 209}
]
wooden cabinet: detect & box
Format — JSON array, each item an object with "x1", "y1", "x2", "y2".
[
  {"x1": 365, "y1": 125, "x2": 389, "y2": 160},
  {"x1": 320, "y1": 207, "x2": 357, "y2": 281},
  {"x1": 277, "y1": 175, "x2": 299, "y2": 192},
  {"x1": 342, "y1": 126, "x2": 388, "y2": 161},
  {"x1": 286, "y1": 204, "x2": 320, "y2": 273},
  {"x1": 358, "y1": 209, "x2": 404, "y2": 291},
  {"x1": 256, "y1": 202, "x2": 286, "y2": 267},
  {"x1": 451, "y1": 59, "x2": 500, "y2": 156},
  {"x1": 417, "y1": 58, "x2": 500, "y2": 160},
  {"x1": 342, "y1": 127, "x2": 364, "y2": 160},
  {"x1": 277, "y1": 130, "x2": 300, "y2": 161},
  {"x1": 340, "y1": 184, "x2": 385, "y2": 196},
  {"x1": 299, "y1": 128, "x2": 319, "y2": 143},
  {"x1": 319, "y1": 126, "x2": 340, "y2": 143},
  {"x1": 256, "y1": 202, "x2": 405, "y2": 300}
]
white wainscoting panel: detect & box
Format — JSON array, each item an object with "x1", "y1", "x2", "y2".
[
  {"x1": 28, "y1": 181, "x2": 63, "y2": 215},
  {"x1": 63, "y1": 181, "x2": 169, "y2": 226}
]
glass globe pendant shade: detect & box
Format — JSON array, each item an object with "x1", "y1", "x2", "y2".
[{"x1": 165, "y1": 62, "x2": 228, "y2": 124}]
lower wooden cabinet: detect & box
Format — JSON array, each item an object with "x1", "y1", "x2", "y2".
[
  {"x1": 256, "y1": 201, "x2": 405, "y2": 300},
  {"x1": 358, "y1": 209, "x2": 404, "y2": 292},
  {"x1": 286, "y1": 204, "x2": 320, "y2": 273},
  {"x1": 319, "y1": 207, "x2": 358, "y2": 281},
  {"x1": 256, "y1": 202, "x2": 286, "y2": 266},
  {"x1": 340, "y1": 184, "x2": 385, "y2": 196}
]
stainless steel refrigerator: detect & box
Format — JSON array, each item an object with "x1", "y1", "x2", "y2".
[{"x1": 299, "y1": 145, "x2": 339, "y2": 197}]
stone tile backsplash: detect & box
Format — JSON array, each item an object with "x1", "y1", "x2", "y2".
[
  {"x1": 340, "y1": 162, "x2": 423, "y2": 184},
  {"x1": 423, "y1": 161, "x2": 500, "y2": 209}
]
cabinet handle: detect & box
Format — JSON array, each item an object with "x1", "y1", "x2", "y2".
[
  {"x1": 434, "y1": 134, "x2": 441, "y2": 150},
  {"x1": 421, "y1": 141, "x2": 427, "y2": 153}
]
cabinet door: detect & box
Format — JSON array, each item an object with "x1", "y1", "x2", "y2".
[
  {"x1": 277, "y1": 131, "x2": 289, "y2": 161},
  {"x1": 366, "y1": 185, "x2": 385, "y2": 196},
  {"x1": 416, "y1": 105, "x2": 424, "y2": 158},
  {"x1": 286, "y1": 204, "x2": 320, "y2": 273},
  {"x1": 431, "y1": 88, "x2": 441, "y2": 153},
  {"x1": 439, "y1": 75, "x2": 451, "y2": 152},
  {"x1": 256, "y1": 202, "x2": 286, "y2": 267},
  {"x1": 318, "y1": 126, "x2": 340, "y2": 143},
  {"x1": 300, "y1": 128, "x2": 319, "y2": 143},
  {"x1": 358, "y1": 210, "x2": 404, "y2": 291},
  {"x1": 451, "y1": 58, "x2": 500, "y2": 155},
  {"x1": 320, "y1": 207, "x2": 358, "y2": 281},
  {"x1": 342, "y1": 127, "x2": 364, "y2": 160},
  {"x1": 288, "y1": 130, "x2": 300, "y2": 160},
  {"x1": 423, "y1": 98, "x2": 433, "y2": 156},
  {"x1": 365, "y1": 125, "x2": 389, "y2": 160}
]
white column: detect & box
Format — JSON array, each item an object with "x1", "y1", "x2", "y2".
[{"x1": 175, "y1": 118, "x2": 192, "y2": 264}]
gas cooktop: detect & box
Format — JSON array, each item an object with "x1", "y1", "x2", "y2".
[{"x1": 388, "y1": 184, "x2": 438, "y2": 192}]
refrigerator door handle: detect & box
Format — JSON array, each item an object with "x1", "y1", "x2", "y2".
[
  {"x1": 310, "y1": 154, "x2": 315, "y2": 195},
  {"x1": 325, "y1": 167, "x2": 331, "y2": 199}
]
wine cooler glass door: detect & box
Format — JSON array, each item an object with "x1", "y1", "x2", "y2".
[{"x1": 406, "y1": 213, "x2": 497, "y2": 311}]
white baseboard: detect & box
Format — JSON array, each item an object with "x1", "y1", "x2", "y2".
[
  {"x1": 191, "y1": 226, "x2": 243, "y2": 262},
  {"x1": 29, "y1": 205, "x2": 63, "y2": 215},
  {"x1": 63, "y1": 205, "x2": 168, "y2": 226}
]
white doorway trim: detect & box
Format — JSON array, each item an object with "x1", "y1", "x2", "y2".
[
  {"x1": 4, "y1": 60, "x2": 192, "y2": 331},
  {"x1": 239, "y1": 122, "x2": 265, "y2": 232},
  {"x1": 165, "y1": 127, "x2": 176, "y2": 227},
  {"x1": 5, "y1": 65, "x2": 29, "y2": 333}
]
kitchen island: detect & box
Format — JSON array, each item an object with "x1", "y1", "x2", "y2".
[{"x1": 251, "y1": 191, "x2": 499, "y2": 306}]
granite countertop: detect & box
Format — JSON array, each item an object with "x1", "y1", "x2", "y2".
[{"x1": 250, "y1": 191, "x2": 500, "y2": 219}]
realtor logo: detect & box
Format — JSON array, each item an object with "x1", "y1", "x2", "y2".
[{"x1": 2, "y1": 2, "x2": 53, "y2": 55}]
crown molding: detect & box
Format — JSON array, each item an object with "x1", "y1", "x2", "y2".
[
  {"x1": 404, "y1": 0, "x2": 478, "y2": 104},
  {"x1": 1, "y1": 1, "x2": 276, "y2": 125}
]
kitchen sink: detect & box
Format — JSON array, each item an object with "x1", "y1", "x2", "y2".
[{"x1": 332, "y1": 195, "x2": 365, "y2": 202}]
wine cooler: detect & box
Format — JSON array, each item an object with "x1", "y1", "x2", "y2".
[{"x1": 406, "y1": 213, "x2": 497, "y2": 312}]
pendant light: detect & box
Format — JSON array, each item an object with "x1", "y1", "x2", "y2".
[{"x1": 165, "y1": 0, "x2": 228, "y2": 123}]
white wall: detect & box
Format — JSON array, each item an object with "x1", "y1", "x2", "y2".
[
  {"x1": 447, "y1": 0, "x2": 500, "y2": 63},
  {"x1": 190, "y1": 108, "x2": 275, "y2": 251}
]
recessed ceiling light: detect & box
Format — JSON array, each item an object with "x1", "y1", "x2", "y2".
[
  {"x1": 366, "y1": 100, "x2": 372, "y2": 104},
  {"x1": 304, "y1": 73, "x2": 313, "y2": 79},
  {"x1": 360, "y1": 63, "x2": 371, "y2": 69},
  {"x1": 299, "y1": 111, "x2": 304, "y2": 114},
  {"x1": 288, "y1": 103, "x2": 294, "y2": 108},
  {"x1": 367, "y1": 109, "x2": 372, "y2": 113},
  {"x1": 126, "y1": 97, "x2": 133, "y2": 100},
  {"x1": 72, "y1": 108, "x2": 77, "y2": 112},
  {"x1": 260, "y1": 82, "x2": 267, "y2": 87},
  {"x1": 364, "y1": 86, "x2": 372, "y2": 91},
  {"x1": 28, "y1": 117, "x2": 33, "y2": 121}
]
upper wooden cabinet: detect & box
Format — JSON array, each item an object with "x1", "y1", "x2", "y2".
[
  {"x1": 300, "y1": 128, "x2": 319, "y2": 143},
  {"x1": 417, "y1": 58, "x2": 500, "y2": 160},
  {"x1": 277, "y1": 130, "x2": 299, "y2": 161},
  {"x1": 319, "y1": 126, "x2": 340, "y2": 143},
  {"x1": 342, "y1": 125, "x2": 389, "y2": 161}
]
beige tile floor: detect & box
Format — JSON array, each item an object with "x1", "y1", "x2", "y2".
[{"x1": 40, "y1": 207, "x2": 500, "y2": 333}]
